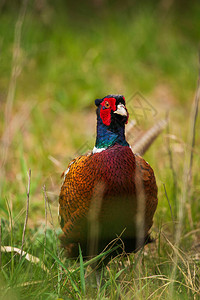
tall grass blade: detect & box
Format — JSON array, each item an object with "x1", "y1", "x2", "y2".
[
  {"x1": 39, "y1": 241, "x2": 81, "y2": 297},
  {"x1": 79, "y1": 244, "x2": 86, "y2": 296},
  {"x1": 77, "y1": 245, "x2": 120, "y2": 270},
  {"x1": 20, "y1": 169, "x2": 31, "y2": 259}
]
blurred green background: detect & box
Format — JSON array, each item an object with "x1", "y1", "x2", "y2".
[{"x1": 1, "y1": 0, "x2": 199, "y2": 104}]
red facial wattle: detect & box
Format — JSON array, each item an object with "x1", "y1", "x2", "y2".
[{"x1": 100, "y1": 97, "x2": 116, "y2": 126}]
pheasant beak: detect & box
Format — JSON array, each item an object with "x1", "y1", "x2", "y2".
[{"x1": 114, "y1": 103, "x2": 127, "y2": 117}]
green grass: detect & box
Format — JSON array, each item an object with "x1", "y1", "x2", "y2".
[{"x1": 1, "y1": 1, "x2": 200, "y2": 299}]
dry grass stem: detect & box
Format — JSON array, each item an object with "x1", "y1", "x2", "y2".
[
  {"x1": 168, "y1": 64, "x2": 200, "y2": 293},
  {"x1": 0, "y1": 280, "x2": 43, "y2": 290},
  {"x1": 169, "y1": 86, "x2": 200, "y2": 293},
  {"x1": 147, "y1": 282, "x2": 171, "y2": 299},
  {"x1": 0, "y1": 0, "x2": 28, "y2": 173},
  {"x1": 1, "y1": 246, "x2": 49, "y2": 273},
  {"x1": 166, "y1": 113, "x2": 178, "y2": 199},
  {"x1": 20, "y1": 169, "x2": 31, "y2": 259},
  {"x1": 188, "y1": 61, "x2": 200, "y2": 184},
  {"x1": 48, "y1": 155, "x2": 63, "y2": 169}
]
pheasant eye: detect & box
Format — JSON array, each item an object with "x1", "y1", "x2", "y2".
[{"x1": 104, "y1": 101, "x2": 110, "y2": 109}]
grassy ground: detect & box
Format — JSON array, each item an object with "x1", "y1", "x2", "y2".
[{"x1": 0, "y1": 1, "x2": 200, "y2": 299}]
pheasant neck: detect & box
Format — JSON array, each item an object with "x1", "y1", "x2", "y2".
[{"x1": 94, "y1": 115, "x2": 129, "y2": 152}]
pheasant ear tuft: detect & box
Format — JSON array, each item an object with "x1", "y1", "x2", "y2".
[{"x1": 95, "y1": 98, "x2": 103, "y2": 107}]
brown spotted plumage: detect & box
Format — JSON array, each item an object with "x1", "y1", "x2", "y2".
[{"x1": 59, "y1": 95, "x2": 158, "y2": 259}]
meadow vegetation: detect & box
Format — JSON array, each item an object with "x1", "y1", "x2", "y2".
[{"x1": 0, "y1": 1, "x2": 200, "y2": 299}]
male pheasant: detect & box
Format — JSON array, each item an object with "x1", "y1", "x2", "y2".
[{"x1": 59, "y1": 95, "x2": 158, "y2": 259}]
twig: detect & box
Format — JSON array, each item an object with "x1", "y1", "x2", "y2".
[
  {"x1": 165, "y1": 113, "x2": 177, "y2": 216},
  {"x1": 5, "y1": 0, "x2": 28, "y2": 125},
  {"x1": 1, "y1": 246, "x2": 48, "y2": 273},
  {"x1": 20, "y1": 169, "x2": 31, "y2": 259},
  {"x1": 188, "y1": 52, "x2": 200, "y2": 185}
]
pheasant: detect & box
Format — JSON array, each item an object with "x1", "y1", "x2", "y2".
[{"x1": 58, "y1": 95, "x2": 158, "y2": 259}]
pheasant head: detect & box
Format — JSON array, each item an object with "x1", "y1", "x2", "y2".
[{"x1": 93, "y1": 95, "x2": 129, "y2": 153}]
